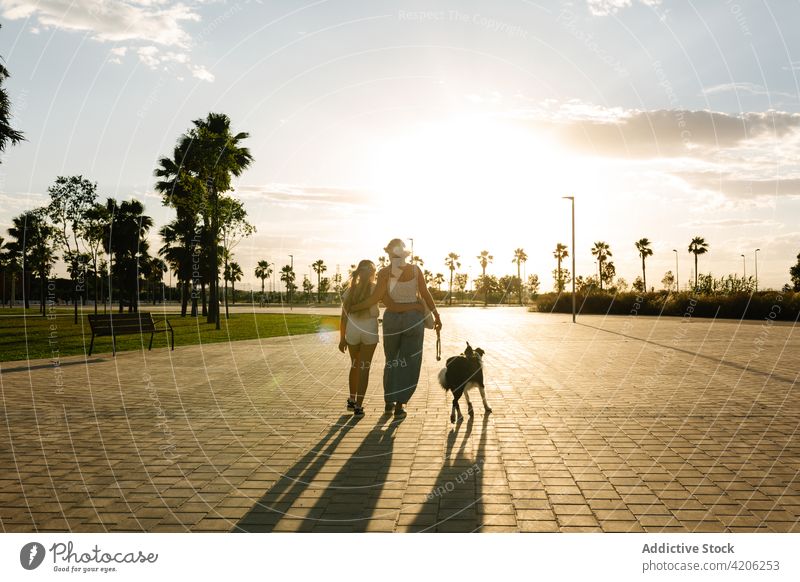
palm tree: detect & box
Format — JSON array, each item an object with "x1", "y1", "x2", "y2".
[
  {"x1": 6, "y1": 209, "x2": 54, "y2": 314},
  {"x1": 146, "y1": 257, "x2": 167, "y2": 305},
  {"x1": 513, "y1": 248, "x2": 528, "y2": 305},
  {"x1": 0, "y1": 25, "x2": 24, "y2": 157},
  {"x1": 688, "y1": 236, "x2": 709, "y2": 290},
  {"x1": 553, "y1": 243, "x2": 569, "y2": 292},
  {"x1": 280, "y1": 264, "x2": 296, "y2": 303},
  {"x1": 103, "y1": 198, "x2": 153, "y2": 312},
  {"x1": 444, "y1": 252, "x2": 460, "y2": 305},
  {"x1": 255, "y1": 260, "x2": 272, "y2": 302},
  {"x1": 168, "y1": 112, "x2": 253, "y2": 329},
  {"x1": 477, "y1": 250, "x2": 493, "y2": 306},
  {"x1": 591, "y1": 242, "x2": 612, "y2": 291},
  {"x1": 433, "y1": 273, "x2": 445, "y2": 292},
  {"x1": 377, "y1": 256, "x2": 388, "y2": 269},
  {"x1": 311, "y1": 259, "x2": 327, "y2": 303},
  {"x1": 227, "y1": 261, "x2": 243, "y2": 305},
  {"x1": 411, "y1": 255, "x2": 424, "y2": 267},
  {"x1": 634, "y1": 238, "x2": 654, "y2": 293},
  {"x1": 159, "y1": 215, "x2": 201, "y2": 317}
]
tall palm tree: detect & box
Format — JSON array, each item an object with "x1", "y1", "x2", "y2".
[
  {"x1": 166, "y1": 113, "x2": 253, "y2": 329},
  {"x1": 255, "y1": 260, "x2": 272, "y2": 301},
  {"x1": 553, "y1": 243, "x2": 569, "y2": 292},
  {"x1": 411, "y1": 255, "x2": 424, "y2": 267},
  {"x1": 280, "y1": 264, "x2": 296, "y2": 303},
  {"x1": 377, "y1": 256, "x2": 388, "y2": 269},
  {"x1": 512, "y1": 248, "x2": 528, "y2": 305},
  {"x1": 433, "y1": 273, "x2": 445, "y2": 292},
  {"x1": 0, "y1": 24, "x2": 24, "y2": 157},
  {"x1": 634, "y1": 238, "x2": 653, "y2": 292},
  {"x1": 688, "y1": 236, "x2": 709, "y2": 290},
  {"x1": 444, "y1": 252, "x2": 460, "y2": 305},
  {"x1": 591, "y1": 242, "x2": 612, "y2": 291},
  {"x1": 159, "y1": 215, "x2": 201, "y2": 317},
  {"x1": 227, "y1": 261, "x2": 243, "y2": 305},
  {"x1": 477, "y1": 250, "x2": 493, "y2": 306},
  {"x1": 311, "y1": 259, "x2": 327, "y2": 303}
]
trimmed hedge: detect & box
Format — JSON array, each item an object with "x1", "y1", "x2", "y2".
[{"x1": 532, "y1": 291, "x2": 800, "y2": 321}]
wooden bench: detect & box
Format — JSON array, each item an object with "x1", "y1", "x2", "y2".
[{"x1": 87, "y1": 313, "x2": 174, "y2": 356}]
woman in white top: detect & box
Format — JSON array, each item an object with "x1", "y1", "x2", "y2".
[
  {"x1": 339, "y1": 260, "x2": 422, "y2": 415},
  {"x1": 349, "y1": 239, "x2": 442, "y2": 417}
]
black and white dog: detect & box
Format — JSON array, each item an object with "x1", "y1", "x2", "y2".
[{"x1": 438, "y1": 342, "x2": 492, "y2": 424}]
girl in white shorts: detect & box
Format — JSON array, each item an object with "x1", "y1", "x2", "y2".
[{"x1": 339, "y1": 260, "x2": 380, "y2": 415}]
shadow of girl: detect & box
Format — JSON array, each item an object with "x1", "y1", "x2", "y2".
[
  {"x1": 306, "y1": 415, "x2": 402, "y2": 532},
  {"x1": 233, "y1": 414, "x2": 362, "y2": 532}
]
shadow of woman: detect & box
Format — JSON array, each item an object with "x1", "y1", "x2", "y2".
[
  {"x1": 410, "y1": 415, "x2": 489, "y2": 532},
  {"x1": 305, "y1": 414, "x2": 402, "y2": 531},
  {"x1": 233, "y1": 414, "x2": 362, "y2": 532}
]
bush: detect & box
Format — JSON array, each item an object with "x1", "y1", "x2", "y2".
[{"x1": 532, "y1": 291, "x2": 799, "y2": 321}]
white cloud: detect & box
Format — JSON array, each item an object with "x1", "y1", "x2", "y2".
[
  {"x1": 1, "y1": 0, "x2": 215, "y2": 81},
  {"x1": 190, "y1": 65, "x2": 214, "y2": 82},
  {"x1": 586, "y1": 0, "x2": 661, "y2": 16},
  {"x1": 0, "y1": 0, "x2": 200, "y2": 47}
]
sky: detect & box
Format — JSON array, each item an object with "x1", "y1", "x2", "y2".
[{"x1": 1, "y1": 0, "x2": 800, "y2": 292}]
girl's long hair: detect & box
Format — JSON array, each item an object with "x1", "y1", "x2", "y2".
[{"x1": 344, "y1": 260, "x2": 376, "y2": 315}]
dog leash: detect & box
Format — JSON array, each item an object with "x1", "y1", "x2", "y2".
[{"x1": 435, "y1": 329, "x2": 441, "y2": 361}]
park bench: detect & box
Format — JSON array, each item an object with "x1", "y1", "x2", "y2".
[{"x1": 87, "y1": 313, "x2": 174, "y2": 356}]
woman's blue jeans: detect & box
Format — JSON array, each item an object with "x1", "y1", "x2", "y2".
[{"x1": 381, "y1": 310, "x2": 425, "y2": 404}]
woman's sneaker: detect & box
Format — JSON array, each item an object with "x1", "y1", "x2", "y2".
[
  {"x1": 347, "y1": 398, "x2": 356, "y2": 410},
  {"x1": 353, "y1": 406, "x2": 365, "y2": 416}
]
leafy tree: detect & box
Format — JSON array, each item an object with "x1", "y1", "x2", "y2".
[
  {"x1": 600, "y1": 260, "x2": 616, "y2": 289},
  {"x1": 553, "y1": 243, "x2": 569, "y2": 292},
  {"x1": 789, "y1": 253, "x2": 800, "y2": 292},
  {"x1": 512, "y1": 248, "x2": 527, "y2": 305},
  {"x1": 591, "y1": 242, "x2": 612, "y2": 291},
  {"x1": 219, "y1": 197, "x2": 254, "y2": 318},
  {"x1": 312, "y1": 259, "x2": 327, "y2": 303},
  {"x1": 632, "y1": 276, "x2": 645, "y2": 292},
  {"x1": 527, "y1": 274, "x2": 540, "y2": 297},
  {"x1": 499, "y1": 275, "x2": 521, "y2": 304},
  {"x1": 634, "y1": 238, "x2": 653, "y2": 292},
  {"x1": 302, "y1": 276, "x2": 313, "y2": 301},
  {"x1": 444, "y1": 252, "x2": 460, "y2": 305},
  {"x1": 318, "y1": 276, "x2": 331, "y2": 300},
  {"x1": 6, "y1": 209, "x2": 54, "y2": 313},
  {"x1": 552, "y1": 268, "x2": 571, "y2": 293},
  {"x1": 47, "y1": 175, "x2": 98, "y2": 322},
  {"x1": 0, "y1": 24, "x2": 24, "y2": 157},
  {"x1": 661, "y1": 270, "x2": 675, "y2": 291},
  {"x1": 688, "y1": 236, "x2": 709, "y2": 290}
]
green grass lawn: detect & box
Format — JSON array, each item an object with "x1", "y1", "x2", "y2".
[{"x1": 0, "y1": 310, "x2": 340, "y2": 362}]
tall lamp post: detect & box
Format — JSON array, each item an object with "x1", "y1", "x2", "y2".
[
  {"x1": 755, "y1": 248, "x2": 760, "y2": 292},
  {"x1": 741, "y1": 254, "x2": 746, "y2": 279},
  {"x1": 408, "y1": 238, "x2": 414, "y2": 264},
  {"x1": 672, "y1": 249, "x2": 679, "y2": 292},
  {"x1": 288, "y1": 254, "x2": 293, "y2": 310},
  {"x1": 562, "y1": 196, "x2": 576, "y2": 323}
]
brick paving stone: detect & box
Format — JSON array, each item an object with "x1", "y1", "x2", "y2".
[{"x1": 1, "y1": 309, "x2": 798, "y2": 532}]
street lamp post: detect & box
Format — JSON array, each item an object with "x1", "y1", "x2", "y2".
[
  {"x1": 741, "y1": 254, "x2": 746, "y2": 279},
  {"x1": 672, "y1": 249, "x2": 679, "y2": 292},
  {"x1": 288, "y1": 254, "x2": 294, "y2": 310},
  {"x1": 408, "y1": 238, "x2": 414, "y2": 264},
  {"x1": 755, "y1": 248, "x2": 760, "y2": 292},
  {"x1": 562, "y1": 196, "x2": 576, "y2": 323}
]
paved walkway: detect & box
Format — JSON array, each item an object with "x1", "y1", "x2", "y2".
[{"x1": 1, "y1": 308, "x2": 798, "y2": 532}]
